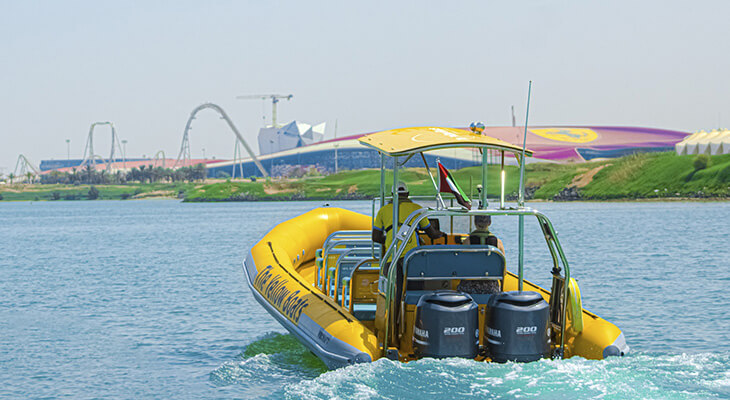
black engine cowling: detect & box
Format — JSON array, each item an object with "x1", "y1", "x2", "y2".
[
  {"x1": 412, "y1": 291, "x2": 478, "y2": 358},
  {"x1": 486, "y1": 290, "x2": 550, "y2": 362}
]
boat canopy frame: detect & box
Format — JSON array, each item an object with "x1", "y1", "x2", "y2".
[{"x1": 358, "y1": 124, "x2": 572, "y2": 358}]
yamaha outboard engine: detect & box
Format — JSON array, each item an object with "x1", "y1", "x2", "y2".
[
  {"x1": 486, "y1": 291, "x2": 550, "y2": 362},
  {"x1": 413, "y1": 291, "x2": 478, "y2": 358}
]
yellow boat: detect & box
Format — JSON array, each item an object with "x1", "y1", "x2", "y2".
[{"x1": 243, "y1": 126, "x2": 629, "y2": 369}]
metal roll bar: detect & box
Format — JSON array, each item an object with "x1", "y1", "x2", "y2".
[
  {"x1": 344, "y1": 258, "x2": 380, "y2": 310},
  {"x1": 380, "y1": 206, "x2": 571, "y2": 358},
  {"x1": 330, "y1": 247, "x2": 381, "y2": 301}
]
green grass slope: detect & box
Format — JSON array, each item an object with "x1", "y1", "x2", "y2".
[{"x1": 581, "y1": 152, "x2": 730, "y2": 199}]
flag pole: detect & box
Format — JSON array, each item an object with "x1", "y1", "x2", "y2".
[{"x1": 421, "y1": 153, "x2": 446, "y2": 209}]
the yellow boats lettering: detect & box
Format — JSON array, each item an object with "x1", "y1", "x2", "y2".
[{"x1": 254, "y1": 265, "x2": 309, "y2": 323}]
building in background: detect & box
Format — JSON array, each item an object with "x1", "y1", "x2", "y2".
[
  {"x1": 206, "y1": 125, "x2": 689, "y2": 178},
  {"x1": 675, "y1": 129, "x2": 730, "y2": 155},
  {"x1": 257, "y1": 121, "x2": 326, "y2": 155}
]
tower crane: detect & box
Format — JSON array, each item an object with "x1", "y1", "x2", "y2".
[{"x1": 236, "y1": 94, "x2": 293, "y2": 128}]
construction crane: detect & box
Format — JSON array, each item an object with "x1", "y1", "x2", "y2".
[{"x1": 236, "y1": 94, "x2": 293, "y2": 128}]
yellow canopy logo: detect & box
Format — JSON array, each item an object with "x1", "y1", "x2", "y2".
[{"x1": 531, "y1": 128, "x2": 598, "y2": 143}]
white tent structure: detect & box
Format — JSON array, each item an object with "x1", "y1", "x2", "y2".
[
  {"x1": 675, "y1": 129, "x2": 730, "y2": 155},
  {"x1": 258, "y1": 121, "x2": 326, "y2": 155},
  {"x1": 709, "y1": 129, "x2": 730, "y2": 155}
]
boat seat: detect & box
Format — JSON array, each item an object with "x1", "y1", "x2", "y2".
[
  {"x1": 352, "y1": 304, "x2": 377, "y2": 321},
  {"x1": 403, "y1": 245, "x2": 505, "y2": 280},
  {"x1": 404, "y1": 290, "x2": 494, "y2": 305}
]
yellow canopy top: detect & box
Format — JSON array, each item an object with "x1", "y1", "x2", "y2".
[{"x1": 358, "y1": 126, "x2": 533, "y2": 156}]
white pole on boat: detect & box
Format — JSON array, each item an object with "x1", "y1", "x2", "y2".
[
  {"x1": 481, "y1": 149, "x2": 488, "y2": 209},
  {"x1": 380, "y1": 153, "x2": 386, "y2": 209},
  {"x1": 518, "y1": 81, "x2": 531, "y2": 207},
  {"x1": 500, "y1": 151, "x2": 505, "y2": 209},
  {"x1": 518, "y1": 81, "x2": 532, "y2": 292},
  {"x1": 383, "y1": 155, "x2": 400, "y2": 352},
  {"x1": 392, "y1": 155, "x2": 399, "y2": 246}
]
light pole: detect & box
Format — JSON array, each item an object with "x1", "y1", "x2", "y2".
[
  {"x1": 202, "y1": 148, "x2": 206, "y2": 160},
  {"x1": 65, "y1": 139, "x2": 70, "y2": 160},
  {"x1": 333, "y1": 119, "x2": 339, "y2": 174},
  {"x1": 121, "y1": 140, "x2": 128, "y2": 169}
]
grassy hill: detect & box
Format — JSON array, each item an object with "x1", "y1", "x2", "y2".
[
  {"x1": 0, "y1": 183, "x2": 196, "y2": 201},
  {"x1": 183, "y1": 152, "x2": 730, "y2": 202}
]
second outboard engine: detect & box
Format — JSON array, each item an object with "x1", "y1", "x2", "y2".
[
  {"x1": 413, "y1": 291, "x2": 478, "y2": 358},
  {"x1": 486, "y1": 291, "x2": 550, "y2": 362}
]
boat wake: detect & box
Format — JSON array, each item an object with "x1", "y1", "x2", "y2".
[
  {"x1": 213, "y1": 333, "x2": 730, "y2": 399},
  {"x1": 208, "y1": 332, "x2": 326, "y2": 398}
]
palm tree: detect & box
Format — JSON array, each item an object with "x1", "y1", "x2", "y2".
[
  {"x1": 25, "y1": 172, "x2": 33, "y2": 184},
  {"x1": 8, "y1": 173, "x2": 14, "y2": 184}
]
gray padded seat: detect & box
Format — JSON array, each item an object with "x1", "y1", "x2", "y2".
[
  {"x1": 403, "y1": 245, "x2": 505, "y2": 280},
  {"x1": 401, "y1": 245, "x2": 505, "y2": 306},
  {"x1": 352, "y1": 304, "x2": 376, "y2": 321}
]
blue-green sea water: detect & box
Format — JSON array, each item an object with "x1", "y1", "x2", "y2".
[{"x1": 1, "y1": 200, "x2": 728, "y2": 399}]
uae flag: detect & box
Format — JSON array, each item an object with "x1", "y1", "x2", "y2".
[{"x1": 438, "y1": 161, "x2": 471, "y2": 209}]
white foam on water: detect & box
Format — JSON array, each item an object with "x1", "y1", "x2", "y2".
[{"x1": 280, "y1": 352, "x2": 730, "y2": 400}]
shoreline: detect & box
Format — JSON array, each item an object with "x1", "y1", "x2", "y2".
[
  {"x1": 2, "y1": 151, "x2": 729, "y2": 203},
  {"x1": 1, "y1": 194, "x2": 727, "y2": 203}
]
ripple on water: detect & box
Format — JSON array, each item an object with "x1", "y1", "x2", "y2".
[{"x1": 209, "y1": 332, "x2": 327, "y2": 398}]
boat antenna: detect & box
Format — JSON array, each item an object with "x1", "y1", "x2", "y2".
[{"x1": 517, "y1": 81, "x2": 532, "y2": 207}]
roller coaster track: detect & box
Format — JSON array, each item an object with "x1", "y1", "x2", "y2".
[
  {"x1": 79, "y1": 122, "x2": 125, "y2": 172},
  {"x1": 174, "y1": 103, "x2": 269, "y2": 177},
  {"x1": 13, "y1": 154, "x2": 40, "y2": 182},
  {"x1": 153, "y1": 150, "x2": 166, "y2": 168}
]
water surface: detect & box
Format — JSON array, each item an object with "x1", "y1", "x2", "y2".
[{"x1": 1, "y1": 200, "x2": 728, "y2": 399}]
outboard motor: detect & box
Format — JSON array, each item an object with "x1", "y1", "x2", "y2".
[
  {"x1": 413, "y1": 291, "x2": 478, "y2": 358},
  {"x1": 486, "y1": 291, "x2": 550, "y2": 362}
]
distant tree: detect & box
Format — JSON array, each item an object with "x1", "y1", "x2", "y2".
[
  {"x1": 693, "y1": 154, "x2": 710, "y2": 170},
  {"x1": 25, "y1": 172, "x2": 34, "y2": 184},
  {"x1": 88, "y1": 185, "x2": 99, "y2": 200},
  {"x1": 8, "y1": 173, "x2": 14, "y2": 184},
  {"x1": 41, "y1": 170, "x2": 67, "y2": 184},
  {"x1": 193, "y1": 163, "x2": 207, "y2": 182},
  {"x1": 85, "y1": 164, "x2": 94, "y2": 184},
  {"x1": 151, "y1": 167, "x2": 166, "y2": 183}
]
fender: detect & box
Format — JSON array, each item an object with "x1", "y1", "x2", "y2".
[{"x1": 568, "y1": 278, "x2": 584, "y2": 333}]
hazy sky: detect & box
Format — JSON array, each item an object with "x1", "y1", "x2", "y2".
[{"x1": 1, "y1": 0, "x2": 728, "y2": 173}]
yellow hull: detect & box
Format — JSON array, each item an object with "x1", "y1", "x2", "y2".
[{"x1": 243, "y1": 207, "x2": 627, "y2": 368}]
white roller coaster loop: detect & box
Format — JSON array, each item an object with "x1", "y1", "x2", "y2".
[
  {"x1": 79, "y1": 122, "x2": 125, "y2": 172},
  {"x1": 174, "y1": 103, "x2": 269, "y2": 177},
  {"x1": 153, "y1": 150, "x2": 166, "y2": 168}
]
